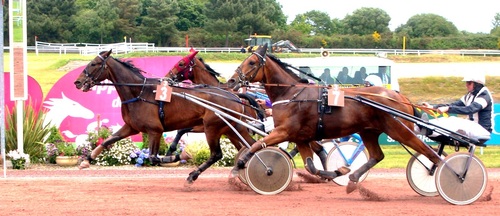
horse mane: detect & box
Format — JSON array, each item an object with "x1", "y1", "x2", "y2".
[
  {"x1": 198, "y1": 57, "x2": 221, "y2": 78},
  {"x1": 267, "y1": 54, "x2": 302, "y2": 82},
  {"x1": 112, "y1": 57, "x2": 146, "y2": 79}
]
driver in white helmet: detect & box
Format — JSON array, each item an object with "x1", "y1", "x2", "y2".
[{"x1": 421, "y1": 74, "x2": 493, "y2": 142}]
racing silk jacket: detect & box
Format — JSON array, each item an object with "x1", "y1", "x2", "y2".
[{"x1": 435, "y1": 87, "x2": 494, "y2": 132}]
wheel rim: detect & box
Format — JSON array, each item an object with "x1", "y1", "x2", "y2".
[
  {"x1": 436, "y1": 152, "x2": 488, "y2": 205},
  {"x1": 325, "y1": 142, "x2": 369, "y2": 186},
  {"x1": 245, "y1": 147, "x2": 293, "y2": 195}
]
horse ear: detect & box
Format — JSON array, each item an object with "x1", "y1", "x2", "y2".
[{"x1": 257, "y1": 43, "x2": 268, "y2": 56}]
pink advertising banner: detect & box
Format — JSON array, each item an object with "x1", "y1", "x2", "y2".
[
  {"x1": 43, "y1": 56, "x2": 183, "y2": 143},
  {"x1": 3, "y1": 73, "x2": 44, "y2": 113}
]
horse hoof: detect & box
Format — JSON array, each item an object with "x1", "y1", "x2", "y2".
[
  {"x1": 338, "y1": 166, "x2": 351, "y2": 175},
  {"x1": 78, "y1": 160, "x2": 90, "y2": 170},
  {"x1": 230, "y1": 167, "x2": 240, "y2": 178},
  {"x1": 346, "y1": 181, "x2": 358, "y2": 194}
]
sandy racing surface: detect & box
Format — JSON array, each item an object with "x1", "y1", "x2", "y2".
[{"x1": 0, "y1": 166, "x2": 499, "y2": 215}]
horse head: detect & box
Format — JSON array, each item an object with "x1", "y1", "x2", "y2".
[
  {"x1": 74, "y1": 49, "x2": 113, "y2": 92},
  {"x1": 166, "y1": 51, "x2": 199, "y2": 82},
  {"x1": 227, "y1": 44, "x2": 269, "y2": 90}
]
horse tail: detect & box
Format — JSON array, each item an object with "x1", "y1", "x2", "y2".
[{"x1": 237, "y1": 93, "x2": 266, "y2": 121}]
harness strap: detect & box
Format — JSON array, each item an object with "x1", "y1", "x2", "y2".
[
  {"x1": 122, "y1": 97, "x2": 140, "y2": 104},
  {"x1": 158, "y1": 101, "x2": 168, "y2": 131}
]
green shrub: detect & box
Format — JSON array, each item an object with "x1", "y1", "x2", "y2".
[
  {"x1": 45, "y1": 126, "x2": 65, "y2": 143},
  {"x1": 5, "y1": 101, "x2": 51, "y2": 163},
  {"x1": 192, "y1": 148, "x2": 210, "y2": 166},
  {"x1": 184, "y1": 138, "x2": 238, "y2": 167},
  {"x1": 142, "y1": 133, "x2": 167, "y2": 155}
]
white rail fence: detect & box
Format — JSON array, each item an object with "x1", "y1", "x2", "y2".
[{"x1": 29, "y1": 41, "x2": 500, "y2": 56}]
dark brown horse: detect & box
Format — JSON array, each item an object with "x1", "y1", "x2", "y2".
[
  {"x1": 74, "y1": 50, "x2": 256, "y2": 183},
  {"x1": 227, "y1": 45, "x2": 441, "y2": 190},
  {"x1": 167, "y1": 51, "x2": 332, "y2": 170}
]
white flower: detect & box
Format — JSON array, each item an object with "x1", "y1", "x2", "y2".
[{"x1": 7, "y1": 150, "x2": 29, "y2": 160}]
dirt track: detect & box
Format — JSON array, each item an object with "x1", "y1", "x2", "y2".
[{"x1": 0, "y1": 166, "x2": 499, "y2": 216}]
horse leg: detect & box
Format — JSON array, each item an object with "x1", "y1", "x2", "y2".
[
  {"x1": 146, "y1": 131, "x2": 163, "y2": 165},
  {"x1": 79, "y1": 124, "x2": 138, "y2": 169},
  {"x1": 309, "y1": 141, "x2": 328, "y2": 169},
  {"x1": 302, "y1": 142, "x2": 350, "y2": 180},
  {"x1": 166, "y1": 127, "x2": 193, "y2": 156},
  {"x1": 346, "y1": 131, "x2": 383, "y2": 193},
  {"x1": 186, "y1": 130, "x2": 223, "y2": 184}
]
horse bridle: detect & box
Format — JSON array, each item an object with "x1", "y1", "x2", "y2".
[
  {"x1": 173, "y1": 58, "x2": 196, "y2": 81},
  {"x1": 235, "y1": 52, "x2": 266, "y2": 87},
  {"x1": 83, "y1": 54, "x2": 110, "y2": 86}
]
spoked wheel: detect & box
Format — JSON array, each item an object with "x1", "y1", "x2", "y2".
[
  {"x1": 325, "y1": 142, "x2": 369, "y2": 186},
  {"x1": 406, "y1": 151, "x2": 447, "y2": 197},
  {"x1": 234, "y1": 147, "x2": 249, "y2": 185},
  {"x1": 245, "y1": 147, "x2": 293, "y2": 195},
  {"x1": 435, "y1": 152, "x2": 488, "y2": 205}
]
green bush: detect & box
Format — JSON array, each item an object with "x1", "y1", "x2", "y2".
[
  {"x1": 184, "y1": 138, "x2": 238, "y2": 167},
  {"x1": 142, "y1": 133, "x2": 167, "y2": 155},
  {"x1": 192, "y1": 148, "x2": 210, "y2": 166},
  {"x1": 5, "y1": 101, "x2": 51, "y2": 163}
]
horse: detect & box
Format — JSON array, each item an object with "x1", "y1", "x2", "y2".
[
  {"x1": 166, "y1": 51, "x2": 331, "y2": 169},
  {"x1": 163, "y1": 51, "x2": 266, "y2": 156},
  {"x1": 226, "y1": 44, "x2": 441, "y2": 190},
  {"x1": 74, "y1": 49, "x2": 256, "y2": 183}
]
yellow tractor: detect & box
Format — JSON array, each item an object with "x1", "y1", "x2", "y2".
[{"x1": 244, "y1": 34, "x2": 272, "y2": 53}]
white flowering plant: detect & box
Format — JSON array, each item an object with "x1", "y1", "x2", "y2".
[
  {"x1": 214, "y1": 137, "x2": 237, "y2": 167},
  {"x1": 7, "y1": 150, "x2": 29, "y2": 170},
  {"x1": 93, "y1": 137, "x2": 136, "y2": 166}
]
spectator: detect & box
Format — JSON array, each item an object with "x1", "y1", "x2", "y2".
[
  {"x1": 319, "y1": 68, "x2": 335, "y2": 84},
  {"x1": 377, "y1": 66, "x2": 389, "y2": 84}
]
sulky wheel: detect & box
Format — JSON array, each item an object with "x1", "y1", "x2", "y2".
[
  {"x1": 435, "y1": 152, "x2": 488, "y2": 205},
  {"x1": 406, "y1": 151, "x2": 447, "y2": 197},
  {"x1": 234, "y1": 147, "x2": 249, "y2": 185},
  {"x1": 325, "y1": 142, "x2": 369, "y2": 186},
  {"x1": 245, "y1": 147, "x2": 293, "y2": 195}
]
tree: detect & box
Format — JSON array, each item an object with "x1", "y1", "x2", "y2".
[
  {"x1": 492, "y1": 12, "x2": 500, "y2": 29},
  {"x1": 204, "y1": 0, "x2": 286, "y2": 46},
  {"x1": 290, "y1": 14, "x2": 313, "y2": 35},
  {"x1": 491, "y1": 12, "x2": 500, "y2": 37},
  {"x1": 112, "y1": 0, "x2": 143, "y2": 42},
  {"x1": 140, "y1": 0, "x2": 179, "y2": 46},
  {"x1": 176, "y1": 0, "x2": 206, "y2": 31},
  {"x1": 343, "y1": 7, "x2": 391, "y2": 36},
  {"x1": 291, "y1": 10, "x2": 334, "y2": 36},
  {"x1": 94, "y1": 0, "x2": 120, "y2": 43},
  {"x1": 396, "y1": 13, "x2": 459, "y2": 38},
  {"x1": 27, "y1": 0, "x2": 78, "y2": 44}
]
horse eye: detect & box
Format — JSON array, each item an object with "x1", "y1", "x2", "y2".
[
  {"x1": 91, "y1": 63, "x2": 96, "y2": 66},
  {"x1": 249, "y1": 61, "x2": 256, "y2": 66}
]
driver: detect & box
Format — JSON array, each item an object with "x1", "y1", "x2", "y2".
[{"x1": 420, "y1": 74, "x2": 493, "y2": 142}]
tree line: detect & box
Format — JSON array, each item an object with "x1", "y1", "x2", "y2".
[{"x1": 3, "y1": 0, "x2": 500, "y2": 50}]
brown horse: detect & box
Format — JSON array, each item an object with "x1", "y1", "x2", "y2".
[
  {"x1": 227, "y1": 44, "x2": 441, "y2": 189},
  {"x1": 74, "y1": 50, "x2": 256, "y2": 183},
  {"x1": 163, "y1": 51, "x2": 266, "y2": 155},
  {"x1": 167, "y1": 51, "x2": 331, "y2": 170}
]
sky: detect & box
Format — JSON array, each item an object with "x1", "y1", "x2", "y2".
[{"x1": 276, "y1": 0, "x2": 498, "y2": 33}]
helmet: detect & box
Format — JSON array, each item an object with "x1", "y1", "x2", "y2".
[
  {"x1": 462, "y1": 74, "x2": 485, "y2": 85},
  {"x1": 364, "y1": 74, "x2": 383, "y2": 87}
]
